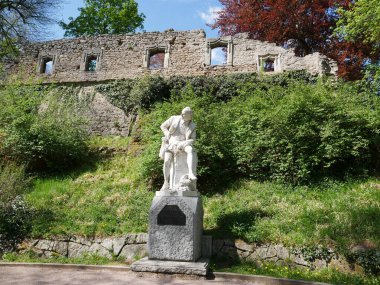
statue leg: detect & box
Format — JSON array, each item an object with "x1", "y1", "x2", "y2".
[
  {"x1": 185, "y1": 145, "x2": 197, "y2": 181},
  {"x1": 161, "y1": 152, "x2": 173, "y2": 191}
]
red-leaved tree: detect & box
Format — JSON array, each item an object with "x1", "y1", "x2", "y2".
[{"x1": 213, "y1": 0, "x2": 378, "y2": 80}]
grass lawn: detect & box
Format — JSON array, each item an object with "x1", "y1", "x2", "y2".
[
  {"x1": 28, "y1": 136, "x2": 154, "y2": 237},
  {"x1": 204, "y1": 179, "x2": 380, "y2": 249},
  {"x1": 5, "y1": 136, "x2": 377, "y2": 285},
  {"x1": 27, "y1": 136, "x2": 380, "y2": 252},
  {"x1": 212, "y1": 261, "x2": 380, "y2": 285}
]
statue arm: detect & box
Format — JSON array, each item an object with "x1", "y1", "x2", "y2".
[{"x1": 160, "y1": 116, "x2": 173, "y2": 137}]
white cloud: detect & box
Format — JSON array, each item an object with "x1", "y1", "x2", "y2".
[{"x1": 198, "y1": 6, "x2": 222, "y2": 25}]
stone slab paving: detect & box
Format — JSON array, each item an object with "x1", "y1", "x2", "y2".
[{"x1": 0, "y1": 265, "x2": 261, "y2": 285}]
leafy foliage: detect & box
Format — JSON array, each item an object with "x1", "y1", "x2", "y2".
[
  {"x1": 59, "y1": 0, "x2": 145, "y2": 37},
  {"x1": 0, "y1": 81, "x2": 89, "y2": 172},
  {"x1": 95, "y1": 76, "x2": 169, "y2": 113},
  {"x1": 353, "y1": 249, "x2": 380, "y2": 276},
  {"x1": 347, "y1": 248, "x2": 380, "y2": 276},
  {"x1": 96, "y1": 72, "x2": 316, "y2": 116},
  {"x1": 335, "y1": 0, "x2": 380, "y2": 46},
  {"x1": 138, "y1": 75, "x2": 380, "y2": 187},
  {"x1": 0, "y1": 0, "x2": 59, "y2": 60},
  {"x1": 293, "y1": 246, "x2": 334, "y2": 263},
  {"x1": 213, "y1": 0, "x2": 380, "y2": 80},
  {"x1": 0, "y1": 163, "x2": 32, "y2": 253}
]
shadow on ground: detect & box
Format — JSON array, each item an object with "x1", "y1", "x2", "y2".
[{"x1": 204, "y1": 209, "x2": 271, "y2": 242}]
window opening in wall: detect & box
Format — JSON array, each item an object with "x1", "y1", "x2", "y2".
[
  {"x1": 149, "y1": 50, "x2": 165, "y2": 69},
  {"x1": 263, "y1": 58, "x2": 275, "y2": 72},
  {"x1": 41, "y1": 58, "x2": 53, "y2": 74},
  {"x1": 86, "y1": 55, "x2": 98, "y2": 71},
  {"x1": 211, "y1": 46, "x2": 227, "y2": 65}
]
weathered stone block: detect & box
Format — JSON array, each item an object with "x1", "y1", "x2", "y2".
[
  {"x1": 51, "y1": 241, "x2": 68, "y2": 256},
  {"x1": 88, "y1": 243, "x2": 112, "y2": 258},
  {"x1": 119, "y1": 244, "x2": 147, "y2": 260},
  {"x1": 235, "y1": 239, "x2": 254, "y2": 252},
  {"x1": 68, "y1": 242, "x2": 90, "y2": 258}
]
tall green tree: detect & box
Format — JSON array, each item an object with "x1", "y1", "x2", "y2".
[
  {"x1": 0, "y1": 0, "x2": 59, "y2": 60},
  {"x1": 335, "y1": 0, "x2": 380, "y2": 94},
  {"x1": 59, "y1": 0, "x2": 145, "y2": 37},
  {"x1": 336, "y1": 0, "x2": 380, "y2": 46}
]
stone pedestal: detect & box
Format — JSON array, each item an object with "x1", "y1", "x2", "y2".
[
  {"x1": 131, "y1": 257, "x2": 209, "y2": 276},
  {"x1": 148, "y1": 195, "x2": 203, "y2": 262}
]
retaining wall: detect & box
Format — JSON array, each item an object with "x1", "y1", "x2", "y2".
[{"x1": 20, "y1": 235, "x2": 354, "y2": 273}]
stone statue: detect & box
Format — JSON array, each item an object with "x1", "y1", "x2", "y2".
[{"x1": 159, "y1": 107, "x2": 198, "y2": 194}]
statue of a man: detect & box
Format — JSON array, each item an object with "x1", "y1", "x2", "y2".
[{"x1": 159, "y1": 107, "x2": 197, "y2": 192}]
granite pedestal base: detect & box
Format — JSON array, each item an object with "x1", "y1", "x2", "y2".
[
  {"x1": 148, "y1": 195, "x2": 203, "y2": 262},
  {"x1": 131, "y1": 257, "x2": 209, "y2": 276}
]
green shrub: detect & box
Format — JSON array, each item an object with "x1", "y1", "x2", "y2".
[
  {"x1": 95, "y1": 76, "x2": 170, "y2": 113},
  {"x1": 0, "y1": 80, "x2": 89, "y2": 172},
  {"x1": 138, "y1": 77, "x2": 380, "y2": 188},
  {"x1": 349, "y1": 249, "x2": 380, "y2": 276},
  {"x1": 359, "y1": 64, "x2": 380, "y2": 96},
  {"x1": 95, "y1": 71, "x2": 317, "y2": 115},
  {"x1": 231, "y1": 81, "x2": 380, "y2": 183},
  {"x1": 0, "y1": 163, "x2": 32, "y2": 253},
  {"x1": 137, "y1": 86, "x2": 240, "y2": 190}
]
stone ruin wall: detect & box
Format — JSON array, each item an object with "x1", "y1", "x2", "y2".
[
  {"x1": 5, "y1": 30, "x2": 338, "y2": 136},
  {"x1": 7, "y1": 29, "x2": 337, "y2": 83}
]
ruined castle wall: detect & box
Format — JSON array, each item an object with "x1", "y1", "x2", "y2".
[{"x1": 7, "y1": 30, "x2": 337, "y2": 83}]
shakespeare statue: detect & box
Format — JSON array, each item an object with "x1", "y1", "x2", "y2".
[{"x1": 158, "y1": 107, "x2": 198, "y2": 195}]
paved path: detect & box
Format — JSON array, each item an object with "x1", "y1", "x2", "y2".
[{"x1": 0, "y1": 265, "x2": 260, "y2": 285}]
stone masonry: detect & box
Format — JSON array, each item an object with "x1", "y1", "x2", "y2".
[
  {"x1": 19, "y1": 234, "x2": 148, "y2": 263},
  {"x1": 6, "y1": 29, "x2": 337, "y2": 82},
  {"x1": 20, "y1": 235, "x2": 355, "y2": 273}
]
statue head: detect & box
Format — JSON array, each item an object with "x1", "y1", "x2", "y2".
[{"x1": 181, "y1": 107, "x2": 193, "y2": 122}]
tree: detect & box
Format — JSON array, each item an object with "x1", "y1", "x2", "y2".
[
  {"x1": 59, "y1": 0, "x2": 145, "y2": 37},
  {"x1": 0, "y1": 0, "x2": 59, "y2": 60},
  {"x1": 335, "y1": 0, "x2": 380, "y2": 93},
  {"x1": 212, "y1": 0, "x2": 380, "y2": 80},
  {"x1": 335, "y1": 0, "x2": 380, "y2": 46}
]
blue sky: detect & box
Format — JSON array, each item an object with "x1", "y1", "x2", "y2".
[{"x1": 48, "y1": 0, "x2": 222, "y2": 40}]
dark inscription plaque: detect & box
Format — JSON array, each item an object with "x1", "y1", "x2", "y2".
[{"x1": 157, "y1": 205, "x2": 186, "y2": 226}]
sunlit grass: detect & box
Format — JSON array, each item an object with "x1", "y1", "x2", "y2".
[
  {"x1": 27, "y1": 136, "x2": 380, "y2": 253},
  {"x1": 213, "y1": 260, "x2": 380, "y2": 285},
  {"x1": 2, "y1": 251, "x2": 125, "y2": 266},
  {"x1": 204, "y1": 179, "x2": 380, "y2": 249},
  {"x1": 27, "y1": 136, "x2": 154, "y2": 237}
]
